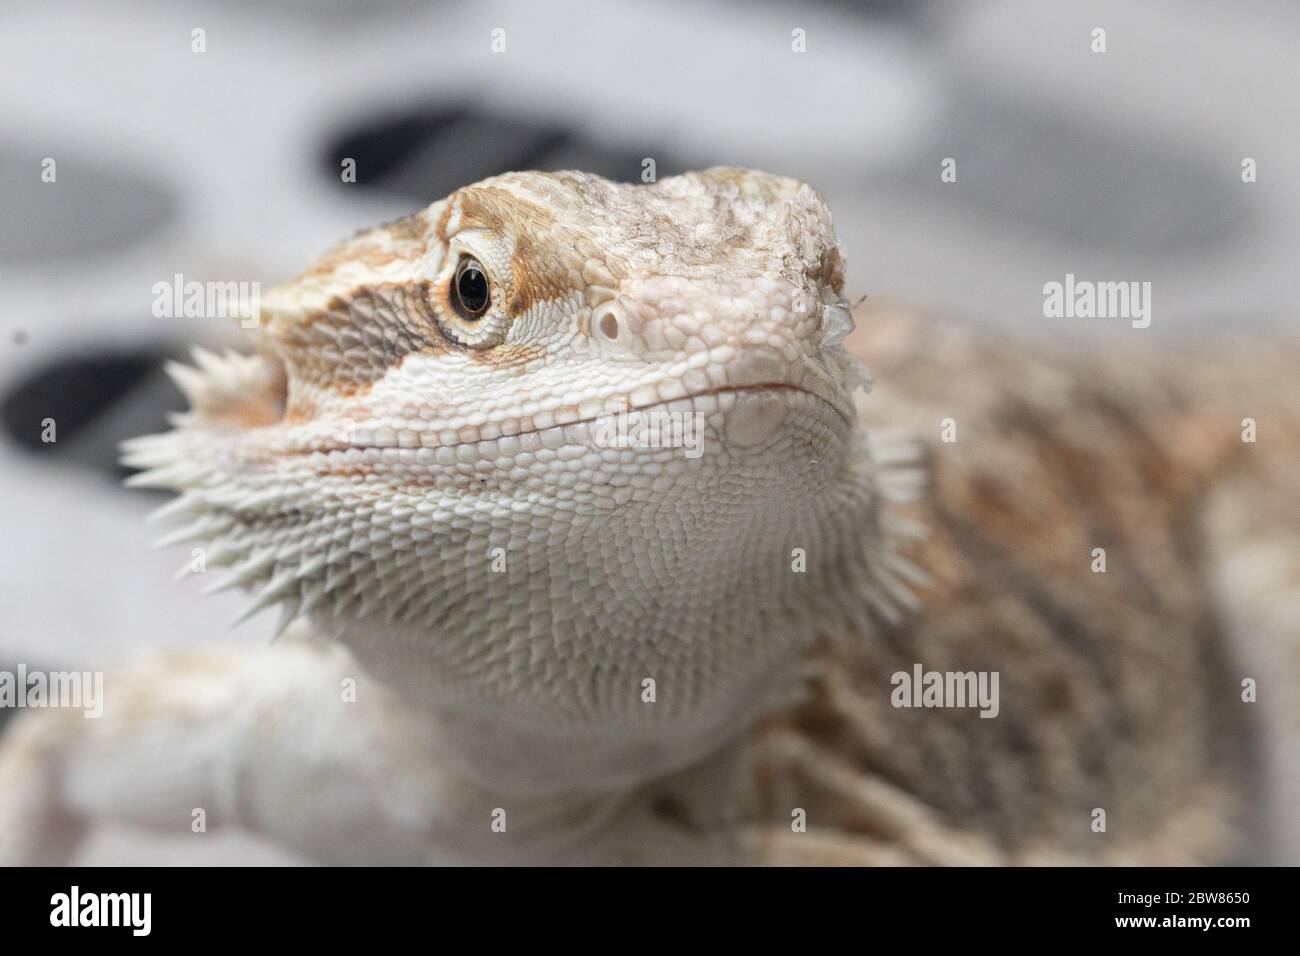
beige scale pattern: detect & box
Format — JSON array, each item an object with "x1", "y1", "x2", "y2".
[{"x1": 0, "y1": 170, "x2": 1295, "y2": 865}]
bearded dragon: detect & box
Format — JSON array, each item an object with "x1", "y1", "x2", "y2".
[{"x1": 0, "y1": 169, "x2": 1295, "y2": 865}]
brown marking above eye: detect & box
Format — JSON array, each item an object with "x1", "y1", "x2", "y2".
[
  {"x1": 506, "y1": 231, "x2": 566, "y2": 317},
  {"x1": 449, "y1": 187, "x2": 595, "y2": 318},
  {"x1": 298, "y1": 211, "x2": 431, "y2": 281},
  {"x1": 453, "y1": 186, "x2": 556, "y2": 235}
]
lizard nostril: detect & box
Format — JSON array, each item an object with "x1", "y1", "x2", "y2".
[{"x1": 594, "y1": 304, "x2": 623, "y2": 342}]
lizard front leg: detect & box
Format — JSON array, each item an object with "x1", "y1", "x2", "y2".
[{"x1": 0, "y1": 635, "x2": 451, "y2": 865}]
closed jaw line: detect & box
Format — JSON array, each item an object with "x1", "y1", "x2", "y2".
[{"x1": 276, "y1": 382, "x2": 852, "y2": 461}]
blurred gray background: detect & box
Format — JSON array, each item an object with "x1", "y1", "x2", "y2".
[{"x1": 1, "y1": 0, "x2": 1296, "y2": 863}]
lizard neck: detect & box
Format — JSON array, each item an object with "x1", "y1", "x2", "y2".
[{"x1": 314, "y1": 425, "x2": 907, "y2": 792}]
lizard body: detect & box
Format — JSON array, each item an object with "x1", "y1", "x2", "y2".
[{"x1": 0, "y1": 169, "x2": 1295, "y2": 864}]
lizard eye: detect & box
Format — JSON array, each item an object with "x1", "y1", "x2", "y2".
[
  {"x1": 452, "y1": 256, "x2": 491, "y2": 320},
  {"x1": 433, "y1": 249, "x2": 509, "y2": 349}
]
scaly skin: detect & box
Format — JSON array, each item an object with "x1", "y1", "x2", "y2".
[
  {"x1": 0, "y1": 169, "x2": 920, "y2": 864},
  {"x1": 2, "y1": 170, "x2": 1292, "y2": 865}
]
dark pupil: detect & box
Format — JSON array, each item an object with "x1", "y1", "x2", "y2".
[{"x1": 456, "y1": 262, "x2": 490, "y2": 316}]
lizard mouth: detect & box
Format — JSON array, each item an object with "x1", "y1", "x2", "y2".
[
  {"x1": 573, "y1": 382, "x2": 852, "y2": 432},
  {"x1": 281, "y1": 381, "x2": 851, "y2": 460}
]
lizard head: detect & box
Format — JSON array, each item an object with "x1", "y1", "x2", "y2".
[{"x1": 125, "y1": 169, "x2": 914, "y2": 708}]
